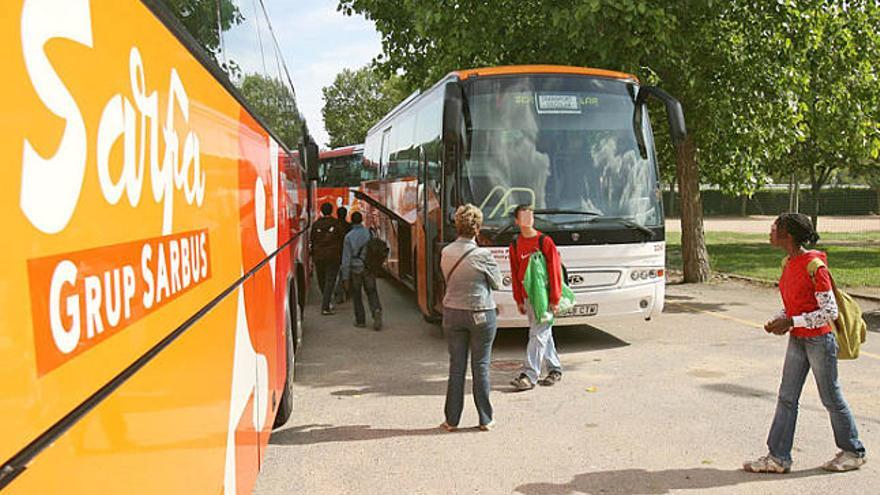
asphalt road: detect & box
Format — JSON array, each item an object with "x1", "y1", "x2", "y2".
[{"x1": 255, "y1": 278, "x2": 880, "y2": 495}]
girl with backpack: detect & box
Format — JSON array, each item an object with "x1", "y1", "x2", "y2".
[{"x1": 744, "y1": 213, "x2": 866, "y2": 473}]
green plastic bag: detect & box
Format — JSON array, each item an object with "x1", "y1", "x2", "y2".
[{"x1": 523, "y1": 250, "x2": 576, "y2": 325}]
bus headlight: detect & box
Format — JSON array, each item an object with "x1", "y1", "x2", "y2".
[
  {"x1": 630, "y1": 268, "x2": 664, "y2": 282},
  {"x1": 502, "y1": 275, "x2": 512, "y2": 287}
]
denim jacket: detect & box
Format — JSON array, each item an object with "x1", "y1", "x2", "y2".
[
  {"x1": 341, "y1": 225, "x2": 371, "y2": 280},
  {"x1": 441, "y1": 237, "x2": 502, "y2": 311}
]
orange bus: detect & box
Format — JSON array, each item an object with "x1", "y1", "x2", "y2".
[
  {"x1": 316, "y1": 144, "x2": 375, "y2": 217},
  {"x1": 1, "y1": 0, "x2": 318, "y2": 493},
  {"x1": 360, "y1": 65, "x2": 686, "y2": 325}
]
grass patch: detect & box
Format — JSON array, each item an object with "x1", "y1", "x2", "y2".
[{"x1": 666, "y1": 231, "x2": 880, "y2": 290}]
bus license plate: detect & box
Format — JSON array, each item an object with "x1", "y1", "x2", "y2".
[{"x1": 562, "y1": 304, "x2": 598, "y2": 317}]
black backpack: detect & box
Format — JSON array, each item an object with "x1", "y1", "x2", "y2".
[
  {"x1": 511, "y1": 234, "x2": 569, "y2": 283},
  {"x1": 358, "y1": 231, "x2": 389, "y2": 272},
  {"x1": 311, "y1": 218, "x2": 342, "y2": 261}
]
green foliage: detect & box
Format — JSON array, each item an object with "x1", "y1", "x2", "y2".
[
  {"x1": 321, "y1": 66, "x2": 409, "y2": 148},
  {"x1": 240, "y1": 73, "x2": 304, "y2": 150},
  {"x1": 337, "y1": 0, "x2": 880, "y2": 198}
]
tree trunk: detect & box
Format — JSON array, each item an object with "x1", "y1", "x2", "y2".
[
  {"x1": 675, "y1": 135, "x2": 711, "y2": 283},
  {"x1": 668, "y1": 181, "x2": 676, "y2": 217},
  {"x1": 740, "y1": 195, "x2": 748, "y2": 217}
]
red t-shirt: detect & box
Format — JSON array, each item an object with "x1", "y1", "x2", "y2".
[
  {"x1": 508, "y1": 231, "x2": 562, "y2": 306},
  {"x1": 779, "y1": 250, "x2": 833, "y2": 338}
]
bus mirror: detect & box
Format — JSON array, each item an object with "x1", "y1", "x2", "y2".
[
  {"x1": 635, "y1": 86, "x2": 687, "y2": 146},
  {"x1": 443, "y1": 81, "x2": 470, "y2": 166},
  {"x1": 304, "y1": 138, "x2": 319, "y2": 181}
]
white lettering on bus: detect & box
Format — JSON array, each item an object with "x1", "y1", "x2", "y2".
[
  {"x1": 21, "y1": 0, "x2": 205, "y2": 235},
  {"x1": 49, "y1": 260, "x2": 80, "y2": 354},
  {"x1": 20, "y1": 0, "x2": 93, "y2": 234},
  {"x1": 142, "y1": 243, "x2": 154, "y2": 309}
]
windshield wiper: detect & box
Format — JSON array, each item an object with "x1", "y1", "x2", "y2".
[
  {"x1": 595, "y1": 216, "x2": 654, "y2": 237},
  {"x1": 533, "y1": 209, "x2": 602, "y2": 217},
  {"x1": 487, "y1": 221, "x2": 517, "y2": 241}
]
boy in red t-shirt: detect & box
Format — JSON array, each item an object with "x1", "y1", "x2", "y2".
[
  {"x1": 508, "y1": 205, "x2": 564, "y2": 391},
  {"x1": 744, "y1": 213, "x2": 866, "y2": 474}
]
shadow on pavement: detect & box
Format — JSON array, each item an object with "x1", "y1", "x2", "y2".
[
  {"x1": 297, "y1": 278, "x2": 630, "y2": 398},
  {"x1": 702, "y1": 382, "x2": 880, "y2": 426},
  {"x1": 269, "y1": 423, "x2": 477, "y2": 445},
  {"x1": 863, "y1": 309, "x2": 880, "y2": 333},
  {"x1": 663, "y1": 294, "x2": 746, "y2": 314},
  {"x1": 514, "y1": 467, "x2": 827, "y2": 495},
  {"x1": 492, "y1": 326, "x2": 630, "y2": 354}
]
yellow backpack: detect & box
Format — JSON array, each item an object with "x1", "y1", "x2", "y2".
[{"x1": 806, "y1": 258, "x2": 868, "y2": 360}]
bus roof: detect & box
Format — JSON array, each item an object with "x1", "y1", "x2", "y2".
[
  {"x1": 320, "y1": 144, "x2": 364, "y2": 160},
  {"x1": 453, "y1": 65, "x2": 639, "y2": 83}
]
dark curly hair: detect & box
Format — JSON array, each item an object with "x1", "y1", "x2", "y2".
[{"x1": 775, "y1": 213, "x2": 820, "y2": 247}]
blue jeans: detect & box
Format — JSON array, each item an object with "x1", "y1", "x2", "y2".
[
  {"x1": 443, "y1": 308, "x2": 498, "y2": 427},
  {"x1": 351, "y1": 271, "x2": 381, "y2": 325},
  {"x1": 522, "y1": 302, "x2": 562, "y2": 383},
  {"x1": 767, "y1": 332, "x2": 866, "y2": 463}
]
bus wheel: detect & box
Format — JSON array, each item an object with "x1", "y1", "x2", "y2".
[{"x1": 273, "y1": 289, "x2": 296, "y2": 428}]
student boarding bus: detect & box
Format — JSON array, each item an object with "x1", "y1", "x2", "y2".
[
  {"x1": 358, "y1": 65, "x2": 687, "y2": 327},
  {"x1": 316, "y1": 144, "x2": 375, "y2": 218},
  {"x1": 1, "y1": 0, "x2": 319, "y2": 493}
]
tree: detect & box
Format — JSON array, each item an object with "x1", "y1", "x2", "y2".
[
  {"x1": 704, "y1": 1, "x2": 880, "y2": 228},
  {"x1": 239, "y1": 73, "x2": 304, "y2": 150},
  {"x1": 322, "y1": 66, "x2": 409, "y2": 147}
]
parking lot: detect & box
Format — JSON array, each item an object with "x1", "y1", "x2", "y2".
[{"x1": 256, "y1": 278, "x2": 880, "y2": 494}]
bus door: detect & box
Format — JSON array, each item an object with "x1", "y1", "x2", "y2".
[{"x1": 416, "y1": 146, "x2": 442, "y2": 318}]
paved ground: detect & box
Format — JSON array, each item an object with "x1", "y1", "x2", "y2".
[
  {"x1": 255, "y1": 279, "x2": 880, "y2": 495},
  {"x1": 666, "y1": 216, "x2": 880, "y2": 234}
]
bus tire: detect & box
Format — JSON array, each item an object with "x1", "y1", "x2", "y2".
[{"x1": 273, "y1": 287, "x2": 296, "y2": 428}]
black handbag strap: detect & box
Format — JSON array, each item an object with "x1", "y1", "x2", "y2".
[{"x1": 445, "y1": 247, "x2": 479, "y2": 282}]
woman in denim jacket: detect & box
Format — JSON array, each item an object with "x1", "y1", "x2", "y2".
[{"x1": 439, "y1": 204, "x2": 502, "y2": 431}]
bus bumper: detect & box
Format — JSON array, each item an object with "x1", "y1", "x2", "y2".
[{"x1": 493, "y1": 281, "x2": 665, "y2": 328}]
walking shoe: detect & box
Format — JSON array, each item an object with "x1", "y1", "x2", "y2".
[
  {"x1": 510, "y1": 373, "x2": 535, "y2": 391},
  {"x1": 354, "y1": 321, "x2": 367, "y2": 328},
  {"x1": 321, "y1": 308, "x2": 335, "y2": 316},
  {"x1": 539, "y1": 370, "x2": 563, "y2": 386},
  {"x1": 439, "y1": 421, "x2": 458, "y2": 432},
  {"x1": 372, "y1": 309, "x2": 383, "y2": 331},
  {"x1": 478, "y1": 421, "x2": 495, "y2": 432},
  {"x1": 822, "y1": 451, "x2": 866, "y2": 472},
  {"x1": 743, "y1": 454, "x2": 791, "y2": 474}
]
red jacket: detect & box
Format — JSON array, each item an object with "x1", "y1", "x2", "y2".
[
  {"x1": 779, "y1": 250, "x2": 833, "y2": 338},
  {"x1": 509, "y1": 232, "x2": 562, "y2": 306}
]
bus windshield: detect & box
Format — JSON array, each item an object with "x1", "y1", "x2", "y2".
[
  {"x1": 319, "y1": 152, "x2": 373, "y2": 187},
  {"x1": 461, "y1": 75, "x2": 662, "y2": 230}
]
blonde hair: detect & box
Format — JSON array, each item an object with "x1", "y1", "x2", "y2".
[{"x1": 454, "y1": 204, "x2": 483, "y2": 238}]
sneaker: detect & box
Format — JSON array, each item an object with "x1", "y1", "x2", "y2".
[
  {"x1": 510, "y1": 373, "x2": 535, "y2": 391},
  {"x1": 321, "y1": 308, "x2": 335, "y2": 316},
  {"x1": 439, "y1": 421, "x2": 458, "y2": 432},
  {"x1": 354, "y1": 321, "x2": 367, "y2": 328},
  {"x1": 372, "y1": 309, "x2": 383, "y2": 331},
  {"x1": 822, "y1": 451, "x2": 866, "y2": 472},
  {"x1": 478, "y1": 421, "x2": 495, "y2": 432},
  {"x1": 743, "y1": 454, "x2": 791, "y2": 474},
  {"x1": 539, "y1": 370, "x2": 563, "y2": 386}
]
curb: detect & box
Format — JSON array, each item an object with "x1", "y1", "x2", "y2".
[{"x1": 667, "y1": 269, "x2": 880, "y2": 304}]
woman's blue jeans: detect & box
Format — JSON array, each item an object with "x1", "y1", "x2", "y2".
[{"x1": 443, "y1": 308, "x2": 497, "y2": 427}]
